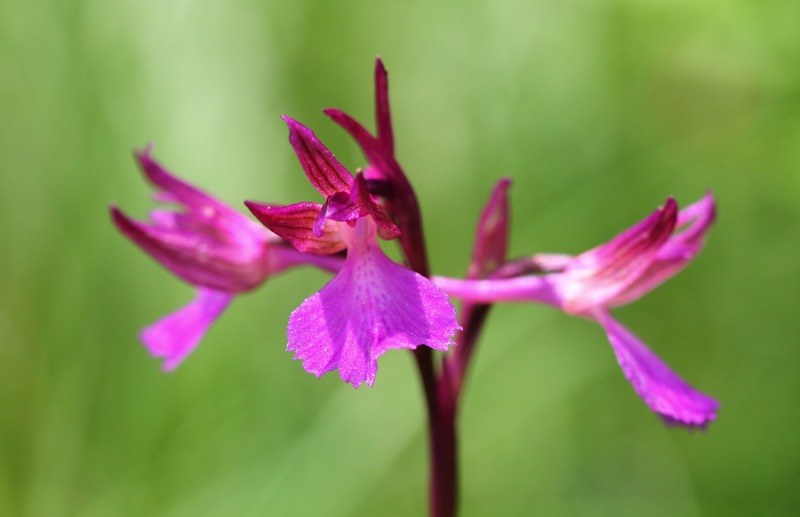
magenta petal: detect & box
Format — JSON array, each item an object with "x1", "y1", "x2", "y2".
[
  {"x1": 137, "y1": 148, "x2": 267, "y2": 246},
  {"x1": 321, "y1": 191, "x2": 369, "y2": 226},
  {"x1": 282, "y1": 116, "x2": 354, "y2": 197},
  {"x1": 674, "y1": 191, "x2": 716, "y2": 243},
  {"x1": 140, "y1": 288, "x2": 233, "y2": 371},
  {"x1": 350, "y1": 172, "x2": 400, "y2": 237},
  {"x1": 245, "y1": 201, "x2": 345, "y2": 255},
  {"x1": 374, "y1": 57, "x2": 395, "y2": 154},
  {"x1": 325, "y1": 108, "x2": 383, "y2": 165},
  {"x1": 323, "y1": 58, "x2": 395, "y2": 164},
  {"x1": 111, "y1": 206, "x2": 270, "y2": 292},
  {"x1": 287, "y1": 233, "x2": 459, "y2": 388},
  {"x1": 558, "y1": 198, "x2": 678, "y2": 313},
  {"x1": 595, "y1": 310, "x2": 719, "y2": 427},
  {"x1": 136, "y1": 147, "x2": 220, "y2": 212},
  {"x1": 469, "y1": 178, "x2": 511, "y2": 279},
  {"x1": 611, "y1": 193, "x2": 717, "y2": 307},
  {"x1": 114, "y1": 148, "x2": 275, "y2": 293}
]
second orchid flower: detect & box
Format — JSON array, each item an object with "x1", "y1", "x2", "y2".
[{"x1": 435, "y1": 194, "x2": 719, "y2": 427}]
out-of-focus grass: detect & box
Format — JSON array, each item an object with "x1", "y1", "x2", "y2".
[{"x1": 1, "y1": 0, "x2": 799, "y2": 515}]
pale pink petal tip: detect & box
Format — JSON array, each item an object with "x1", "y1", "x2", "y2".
[
  {"x1": 597, "y1": 312, "x2": 719, "y2": 427},
  {"x1": 286, "y1": 244, "x2": 459, "y2": 388},
  {"x1": 139, "y1": 288, "x2": 233, "y2": 371}
]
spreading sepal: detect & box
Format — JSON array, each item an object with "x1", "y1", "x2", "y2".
[{"x1": 245, "y1": 201, "x2": 346, "y2": 255}]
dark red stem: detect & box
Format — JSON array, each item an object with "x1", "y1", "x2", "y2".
[{"x1": 363, "y1": 57, "x2": 462, "y2": 516}]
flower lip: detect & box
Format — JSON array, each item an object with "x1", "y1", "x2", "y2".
[{"x1": 286, "y1": 217, "x2": 459, "y2": 388}]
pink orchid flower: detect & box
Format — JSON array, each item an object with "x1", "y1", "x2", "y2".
[
  {"x1": 111, "y1": 147, "x2": 331, "y2": 370},
  {"x1": 246, "y1": 118, "x2": 460, "y2": 388},
  {"x1": 435, "y1": 194, "x2": 719, "y2": 427}
]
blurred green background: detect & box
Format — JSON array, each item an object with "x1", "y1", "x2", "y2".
[{"x1": 1, "y1": 0, "x2": 798, "y2": 515}]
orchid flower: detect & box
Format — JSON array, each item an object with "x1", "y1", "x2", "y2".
[
  {"x1": 434, "y1": 194, "x2": 719, "y2": 427},
  {"x1": 246, "y1": 117, "x2": 460, "y2": 388},
  {"x1": 111, "y1": 147, "x2": 338, "y2": 370}
]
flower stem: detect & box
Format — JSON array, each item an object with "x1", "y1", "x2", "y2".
[
  {"x1": 431, "y1": 368, "x2": 459, "y2": 517},
  {"x1": 412, "y1": 349, "x2": 459, "y2": 517}
]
